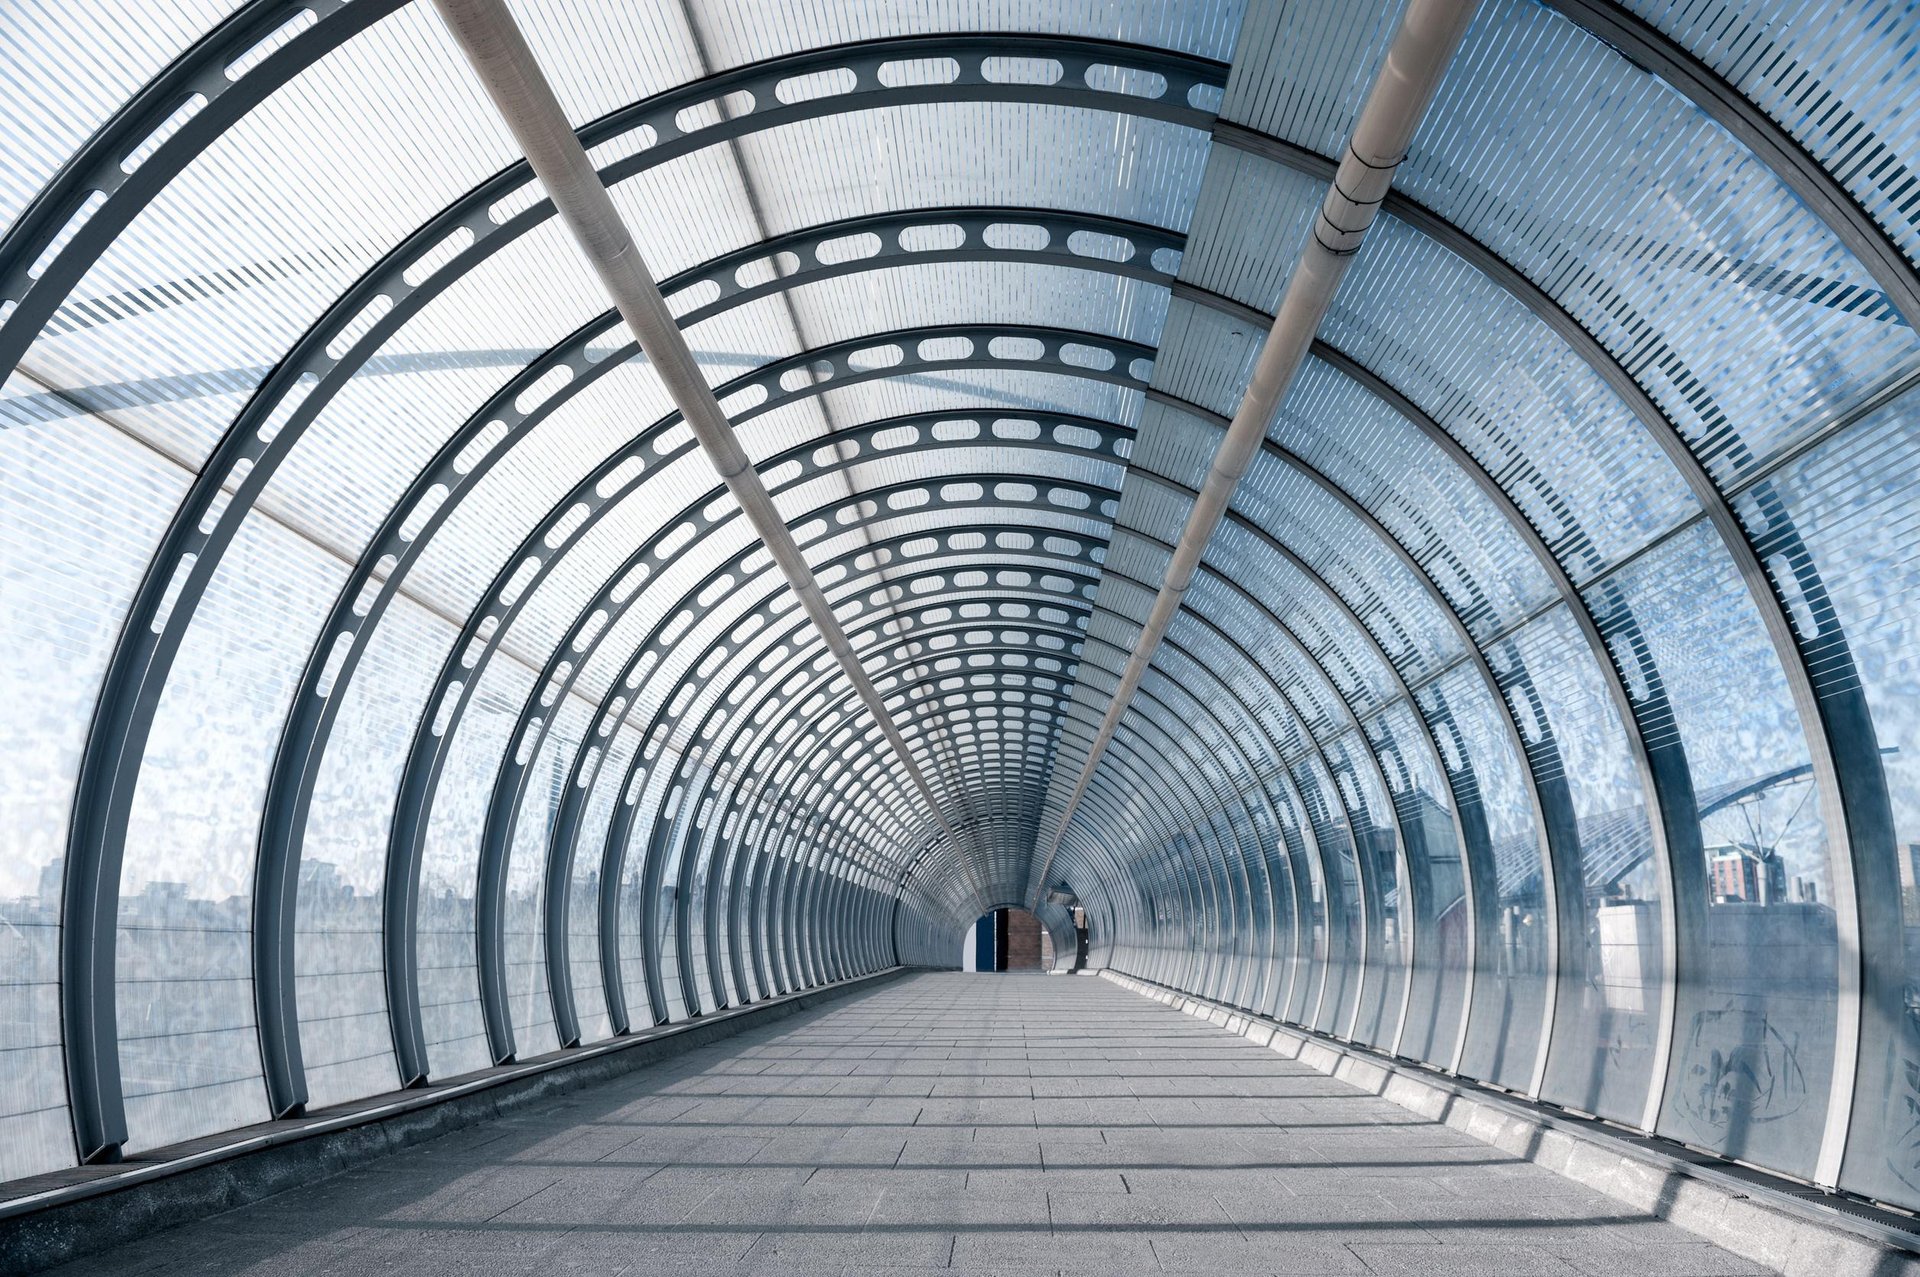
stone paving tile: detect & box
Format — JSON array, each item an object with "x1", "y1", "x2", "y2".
[
  {"x1": 1555, "y1": 1242, "x2": 1772, "y2": 1275},
  {"x1": 44, "y1": 973, "x2": 1772, "y2": 1276},
  {"x1": 1346, "y1": 1242, "x2": 1580, "y2": 1275}
]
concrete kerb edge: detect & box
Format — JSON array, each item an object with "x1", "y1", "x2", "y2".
[
  {"x1": 0, "y1": 966, "x2": 915, "y2": 1274},
  {"x1": 1099, "y1": 968, "x2": 1920, "y2": 1277}
]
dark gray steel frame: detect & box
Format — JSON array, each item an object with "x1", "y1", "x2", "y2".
[
  {"x1": 34, "y1": 28, "x2": 1223, "y2": 1160},
  {"x1": 257, "y1": 206, "x2": 1170, "y2": 1107},
  {"x1": 562, "y1": 513, "x2": 1110, "y2": 1035},
  {"x1": 661, "y1": 542, "x2": 1110, "y2": 1019},
  {"x1": 15, "y1": 0, "x2": 1895, "y2": 1182}
]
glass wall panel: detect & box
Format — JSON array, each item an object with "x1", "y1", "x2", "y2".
[
  {"x1": 683, "y1": 782, "x2": 721, "y2": 1013},
  {"x1": 1278, "y1": 358, "x2": 1557, "y2": 642},
  {"x1": 1292, "y1": 754, "x2": 1361, "y2": 1037},
  {"x1": 1623, "y1": 0, "x2": 1920, "y2": 279},
  {"x1": 614, "y1": 804, "x2": 654, "y2": 1023},
  {"x1": 1729, "y1": 388, "x2": 1920, "y2": 1209},
  {"x1": 1410, "y1": 0, "x2": 1920, "y2": 490},
  {"x1": 1602, "y1": 522, "x2": 1834, "y2": 1176},
  {"x1": 1367, "y1": 699, "x2": 1469, "y2": 1065},
  {"x1": 1327, "y1": 730, "x2": 1403, "y2": 1050},
  {"x1": 298, "y1": 598, "x2": 447, "y2": 1108},
  {"x1": 0, "y1": 393, "x2": 184, "y2": 1179},
  {"x1": 24, "y1": 4, "x2": 530, "y2": 474},
  {"x1": 1511, "y1": 607, "x2": 1663, "y2": 1124},
  {"x1": 1220, "y1": 0, "x2": 1401, "y2": 154},
  {"x1": 0, "y1": 0, "x2": 229, "y2": 229},
  {"x1": 393, "y1": 363, "x2": 680, "y2": 640},
  {"x1": 1419, "y1": 663, "x2": 1547, "y2": 1089},
  {"x1": 710, "y1": 821, "x2": 746, "y2": 1007},
  {"x1": 1201, "y1": 812, "x2": 1242, "y2": 1002},
  {"x1": 1234, "y1": 456, "x2": 1466, "y2": 679},
  {"x1": 740, "y1": 103, "x2": 1212, "y2": 254},
  {"x1": 416, "y1": 656, "x2": 532, "y2": 1080},
  {"x1": 735, "y1": 828, "x2": 772, "y2": 1003},
  {"x1": 566, "y1": 718, "x2": 641, "y2": 1044},
  {"x1": 504, "y1": 702, "x2": 587, "y2": 1060},
  {"x1": 680, "y1": 0, "x2": 1243, "y2": 75},
  {"x1": 1271, "y1": 786, "x2": 1319, "y2": 1025},
  {"x1": 1327, "y1": 220, "x2": 1700, "y2": 576},
  {"x1": 118, "y1": 510, "x2": 343, "y2": 1152}
]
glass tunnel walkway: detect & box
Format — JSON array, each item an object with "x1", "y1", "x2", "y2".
[
  {"x1": 35, "y1": 975, "x2": 1773, "y2": 1276},
  {"x1": 1, "y1": 0, "x2": 1919, "y2": 1271}
]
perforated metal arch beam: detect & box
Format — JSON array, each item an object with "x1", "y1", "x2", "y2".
[
  {"x1": 1051, "y1": 478, "x2": 1504, "y2": 1035},
  {"x1": 373, "y1": 324, "x2": 1141, "y2": 1079},
  {"x1": 253, "y1": 211, "x2": 1154, "y2": 1108},
  {"x1": 555, "y1": 514, "x2": 1111, "y2": 1033},
  {"x1": 539, "y1": 524, "x2": 1107, "y2": 1038},
  {"x1": 353, "y1": 311, "x2": 1628, "y2": 1106},
  {"x1": 471, "y1": 440, "x2": 1122, "y2": 1053},
  {"x1": 45, "y1": 25, "x2": 1216, "y2": 1155},
  {"x1": 675, "y1": 605, "x2": 1099, "y2": 1016},
  {"x1": 26, "y1": 0, "x2": 1843, "y2": 1152},
  {"x1": 704, "y1": 611, "x2": 1095, "y2": 989}
]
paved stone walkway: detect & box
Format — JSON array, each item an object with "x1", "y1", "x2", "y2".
[{"x1": 56, "y1": 973, "x2": 1766, "y2": 1276}]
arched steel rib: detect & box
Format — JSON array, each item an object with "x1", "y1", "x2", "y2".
[
  {"x1": 481, "y1": 436, "x2": 1125, "y2": 1049},
  {"x1": 533, "y1": 526, "x2": 1107, "y2": 1043},
  {"x1": 586, "y1": 495, "x2": 1112, "y2": 1030},
  {"x1": 704, "y1": 588, "x2": 1102, "y2": 1005},
  {"x1": 646, "y1": 598, "x2": 1098, "y2": 1017},
  {"x1": 635, "y1": 538, "x2": 1108, "y2": 1029},
  {"x1": 339, "y1": 321, "x2": 1142, "y2": 1085},
  {"x1": 247, "y1": 210, "x2": 1163, "y2": 1109},
  {"x1": 50, "y1": 31, "x2": 1215, "y2": 1156}
]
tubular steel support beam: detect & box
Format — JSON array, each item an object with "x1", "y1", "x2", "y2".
[
  {"x1": 1029, "y1": 0, "x2": 1481, "y2": 909},
  {"x1": 429, "y1": 0, "x2": 986, "y2": 921}
]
